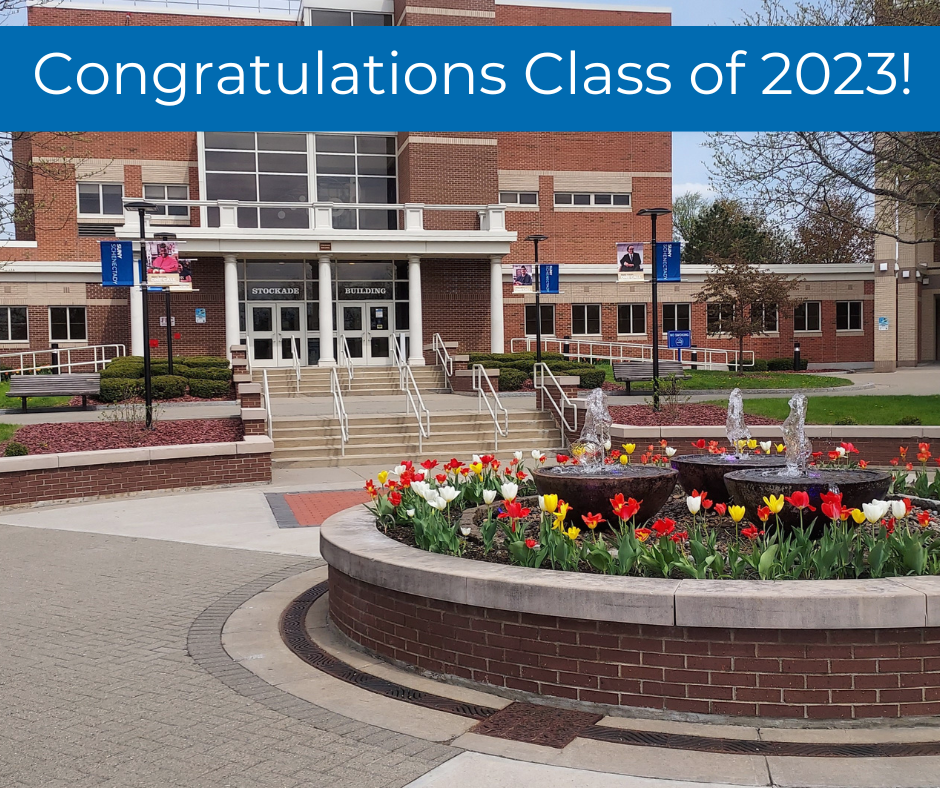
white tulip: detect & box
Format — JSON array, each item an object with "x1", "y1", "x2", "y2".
[
  {"x1": 514, "y1": 451, "x2": 524, "y2": 462},
  {"x1": 686, "y1": 495, "x2": 702, "y2": 515},
  {"x1": 428, "y1": 498, "x2": 447, "y2": 511},
  {"x1": 482, "y1": 489, "x2": 497, "y2": 505},
  {"x1": 665, "y1": 447, "x2": 677, "y2": 458},
  {"x1": 411, "y1": 481, "x2": 431, "y2": 500},
  {"x1": 500, "y1": 482, "x2": 519, "y2": 502},
  {"x1": 439, "y1": 486, "x2": 461, "y2": 503},
  {"x1": 405, "y1": 509, "x2": 416, "y2": 518},
  {"x1": 604, "y1": 440, "x2": 612, "y2": 452},
  {"x1": 531, "y1": 449, "x2": 543, "y2": 461},
  {"x1": 862, "y1": 500, "x2": 890, "y2": 523},
  {"x1": 760, "y1": 441, "x2": 772, "y2": 453},
  {"x1": 460, "y1": 525, "x2": 472, "y2": 537},
  {"x1": 835, "y1": 446, "x2": 847, "y2": 458},
  {"x1": 890, "y1": 500, "x2": 907, "y2": 519},
  {"x1": 392, "y1": 464, "x2": 407, "y2": 476}
]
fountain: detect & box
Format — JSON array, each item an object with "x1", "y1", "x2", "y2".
[
  {"x1": 670, "y1": 388, "x2": 786, "y2": 504},
  {"x1": 724, "y1": 393, "x2": 890, "y2": 529},
  {"x1": 532, "y1": 389, "x2": 677, "y2": 526}
]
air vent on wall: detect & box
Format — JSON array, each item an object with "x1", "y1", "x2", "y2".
[{"x1": 78, "y1": 224, "x2": 116, "y2": 237}]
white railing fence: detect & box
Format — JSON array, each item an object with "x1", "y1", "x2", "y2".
[
  {"x1": 472, "y1": 364, "x2": 508, "y2": 451},
  {"x1": 532, "y1": 362, "x2": 578, "y2": 435},
  {"x1": 431, "y1": 333, "x2": 454, "y2": 385},
  {"x1": 291, "y1": 337, "x2": 302, "y2": 395},
  {"x1": 509, "y1": 338, "x2": 754, "y2": 371},
  {"x1": 391, "y1": 334, "x2": 431, "y2": 453},
  {"x1": 0, "y1": 344, "x2": 126, "y2": 376},
  {"x1": 261, "y1": 369, "x2": 273, "y2": 440},
  {"x1": 329, "y1": 367, "x2": 349, "y2": 456},
  {"x1": 339, "y1": 335, "x2": 355, "y2": 391}
]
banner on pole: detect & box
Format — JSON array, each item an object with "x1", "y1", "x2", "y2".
[{"x1": 100, "y1": 241, "x2": 134, "y2": 287}]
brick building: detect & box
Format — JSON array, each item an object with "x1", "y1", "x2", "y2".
[{"x1": 2, "y1": 0, "x2": 935, "y2": 372}]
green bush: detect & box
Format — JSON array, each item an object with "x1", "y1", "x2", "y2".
[
  {"x1": 497, "y1": 368, "x2": 528, "y2": 391},
  {"x1": 468, "y1": 351, "x2": 564, "y2": 365},
  {"x1": 728, "y1": 359, "x2": 770, "y2": 372},
  {"x1": 99, "y1": 378, "x2": 142, "y2": 403},
  {"x1": 898, "y1": 415, "x2": 923, "y2": 426},
  {"x1": 767, "y1": 357, "x2": 809, "y2": 371},
  {"x1": 573, "y1": 368, "x2": 607, "y2": 389},
  {"x1": 183, "y1": 366, "x2": 232, "y2": 381},
  {"x1": 101, "y1": 360, "x2": 145, "y2": 379},
  {"x1": 187, "y1": 378, "x2": 232, "y2": 398},
  {"x1": 150, "y1": 375, "x2": 188, "y2": 399},
  {"x1": 4, "y1": 441, "x2": 28, "y2": 457},
  {"x1": 183, "y1": 356, "x2": 231, "y2": 368}
]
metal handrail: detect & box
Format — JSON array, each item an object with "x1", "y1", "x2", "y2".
[
  {"x1": 431, "y1": 333, "x2": 454, "y2": 386},
  {"x1": 329, "y1": 367, "x2": 349, "y2": 456},
  {"x1": 261, "y1": 369, "x2": 273, "y2": 440},
  {"x1": 339, "y1": 335, "x2": 355, "y2": 391},
  {"x1": 510, "y1": 337, "x2": 755, "y2": 371},
  {"x1": 532, "y1": 362, "x2": 578, "y2": 434},
  {"x1": 391, "y1": 335, "x2": 431, "y2": 453},
  {"x1": 472, "y1": 364, "x2": 508, "y2": 451},
  {"x1": 0, "y1": 343, "x2": 126, "y2": 375},
  {"x1": 291, "y1": 336, "x2": 301, "y2": 395}
]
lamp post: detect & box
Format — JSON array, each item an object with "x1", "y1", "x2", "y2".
[
  {"x1": 637, "y1": 207, "x2": 672, "y2": 412},
  {"x1": 154, "y1": 232, "x2": 177, "y2": 376},
  {"x1": 124, "y1": 200, "x2": 158, "y2": 428},
  {"x1": 525, "y1": 234, "x2": 548, "y2": 365}
]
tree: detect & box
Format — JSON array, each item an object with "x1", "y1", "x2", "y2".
[
  {"x1": 682, "y1": 199, "x2": 790, "y2": 265},
  {"x1": 672, "y1": 191, "x2": 710, "y2": 243},
  {"x1": 740, "y1": 0, "x2": 940, "y2": 27},
  {"x1": 695, "y1": 252, "x2": 802, "y2": 374},
  {"x1": 791, "y1": 196, "x2": 875, "y2": 265}
]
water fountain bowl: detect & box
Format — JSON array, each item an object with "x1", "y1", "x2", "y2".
[{"x1": 671, "y1": 453, "x2": 787, "y2": 505}]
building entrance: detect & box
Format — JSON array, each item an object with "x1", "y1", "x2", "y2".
[
  {"x1": 249, "y1": 302, "x2": 303, "y2": 367},
  {"x1": 339, "y1": 302, "x2": 394, "y2": 366}
]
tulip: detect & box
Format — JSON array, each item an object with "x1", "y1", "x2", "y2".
[
  {"x1": 500, "y1": 482, "x2": 519, "y2": 502},
  {"x1": 784, "y1": 491, "x2": 815, "y2": 511},
  {"x1": 859, "y1": 460, "x2": 869, "y2": 468},
  {"x1": 427, "y1": 498, "x2": 447, "y2": 511},
  {"x1": 776, "y1": 444, "x2": 785, "y2": 454},
  {"x1": 439, "y1": 486, "x2": 461, "y2": 503},
  {"x1": 763, "y1": 494, "x2": 784, "y2": 514},
  {"x1": 460, "y1": 526, "x2": 471, "y2": 537},
  {"x1": 917, "y1": 511, "x2": 931, "y2": 528},
  {"x1": 513, "y1": 450, "x2": 523, "y2": 462},
  {"x1": 714, "y1": 503, "x2": 727, "y2": 516},
  {"x1": 566, "y1": 526, "x2": 581, "y2": 541},
  {"x1": 890, "y1": 500, "x2": 907, "y2": 519},
  {"x1": 388, "y1": 491, "x2": 402, "y2": 507},
  {"x1": 622, "y1": 443, "x2": 636, "y2": 454},
  {"x1": 686, "y1": 495, "x2": 702, "y2": 515},
  {"x1": 691, "y1": 439, "x2": 706, "y2": 450},
  {"x1": 525, "y1": 538, "x2": 540, "y2": 549},
  {"x1": 747, "y1": 439, "x2": 758, "y2": 450},
  {"x1": 729, "y1": 505, "x2": 746, "y2": 523},
  {"x1": 553, "y1": 501, "x2": 572, "y2": 529},
  {"x1": 850, "y1": 508, "x2": 866, "y2": 524},
  {"x1": 604, "y1": 440, "x2": 612, "y2": 452},
  {"x1": 757, "y1": 505, "x2": 771, "y2": 523},
  {"x1": 411, "y1": 481, "x2": 431, "y2": 500},
  {"x1": 835, "y1": 446, "x2": 847, "y2": 458},
  {"x1": 760, "y1": 441, "x2": 772, "y2": 453},
  {"x1": 741, "y1": 525, "x2": 763, "y2": 540},
  {"x1": 539, "y1": 493, "x2": 558, "y2": 513},
  {"x1": 405, "y1": 508, "x2": 415, "y2": 518},
  {"x1": 665, "y1": 447, "x2": 677, "y2": 457},
  {"x1": 532, "y1": 450, "x2": 546, "y2": 463},
  {"x1": 862, "y1": 500, "x2": 890, "y2": 523},
  {"x1": 393, "y1": 464, "x2": 407, "y2": 476},
  {"x1": 482, "y1": 489, "x2": 497, "y2": 505},
  {"x1": 652, "y1": 518, "x2": 676, "y2": 537},
  {"x1": 469, "y1": 461, "x2": 484, "y2": 477},
  {"x1": 634, "y1": 528, "x2": 652, "y2": 542},
  {"x1": 582, "y1": 512, "x2": 605, "y2": 530},
  {"x1": 619, "y1": 454, "x2": 629, "y2": 465},
  {"x1": 377, "y1": 470, "x2": 389, "y2": 485}
]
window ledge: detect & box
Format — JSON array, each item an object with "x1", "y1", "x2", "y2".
[
  {"x1": 554, "y1": 206, "x2": 631, "y2": 213},
  {"x1": 77, "y1": 216, "x2": 125, "y2": 224},
  {"x1": 0, "y1": 342, "x2": 29, "y2": 347},
  {"x1": 836, "y1": 329, "x2": 865, "y2": 335},
  {"x1": 503, "y1": 205, "x2": 540, "y2": 212},
  {"x1": 618, "y1": 333, "x2": 648, "y2": 338},
  {"x1": 571, "y1": 334, "x2": 604, "y2": 339},
  {"x1": 794, "y1": 330, "x2": 823, "y2": 336}
]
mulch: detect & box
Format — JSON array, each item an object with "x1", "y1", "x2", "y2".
[
  {"x1": 608, "y1": 403, "x2": 782, "y2": 427},
  {"x1": 68, "y1": 393, "x2": 234, "y2": 407},
  {"x1": 1, "y1": 418, "x2": 244, "y2": 455}
]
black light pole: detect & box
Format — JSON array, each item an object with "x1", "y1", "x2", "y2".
[
  {"x1": 154, "y1": 232, "x2": 177, "y2": 376},
  {"x1": 124, "y1": 200, "x2": 158, "y2": 428},
  {"x1": 637, "y1": 208, "x2": 672, "y2": 412},
  {"x1": 525, "y1": 234, "x2": 548, "y2": 364}
]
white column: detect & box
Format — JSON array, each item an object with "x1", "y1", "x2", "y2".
[
  {"x1": 490, "y1": 255, "x2": 505, "y2": 354},
  {"x1": 408, "y1": 255, "x2": 425, "y2": 366},
  {"x1": 317, "y1": 255, "x2": 336, "y2": 366},
  {"x1": 223, "y1": 254, "x2": 240, "y2": 359},
  {"x1": 130, "y1": 251, "x2": 143, "y2": 357}
]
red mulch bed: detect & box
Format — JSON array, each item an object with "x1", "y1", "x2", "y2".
[
  {"x1": 68, "y1": 393, "x2": 234, "y2": 407},
  {"x1": 609, "y1": 403, "x2": 782, "y2": 427},
  {"x1": 4, "y1": 418, "x2": 244, "y2": 455}
]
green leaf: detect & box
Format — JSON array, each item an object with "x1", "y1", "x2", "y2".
[{"x1": 758, "y1": 544, "x2": 779, "y2": 580}]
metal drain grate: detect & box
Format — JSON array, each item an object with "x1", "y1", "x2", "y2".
[{"x1": 471, "y1": 702, "x2": 603, "y2": 749}]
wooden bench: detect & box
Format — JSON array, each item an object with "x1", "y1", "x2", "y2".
[
  {"x1": 612, "y1": 361, "x2": 687, "y2": 394},
  {"x1": 7, "y1": 373, "x2": 101, "y2": 412}
]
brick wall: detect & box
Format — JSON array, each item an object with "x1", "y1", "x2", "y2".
[
  {"x1": 29, "y1": 7, "x2": 295, "y2": 25},
  {"x1": 495, "y1": 5, "x2": 670, "y2": 26},
  {"x1": 421, "y1": 258, "x2": 492, "y2": 353},
  {"x1": 329, "y1": 567, "x2": 940, "y2": 720}
]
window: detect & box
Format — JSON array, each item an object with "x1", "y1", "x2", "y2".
[
  {"x1": 662, "y1": 303, "x2": 691, "y2": 333},
  {"x1": 144, "y1": 184, "x2": 189, "y2": 217},
  {"x1": 554, "y1": 192, "x2": 630, "y2": 207},
  {"x1": 525, "y1": 304, "x2": 555, "y2": 336},
  {"x1": 306, "y1": 8, "x2": 392, "y2": 25},
  {"x1": 0, "y1": 307, "x2": 27, "y2": 342},
  {"x1": 77, "y1": 183, "x2": 123, "y2": 216},
  {"x1": 794, "y1": 301, "x2": 821, "y2": 332},
  {"x1": 49, "y1": 307, "x2": 87, "y2": 341},
  {"x1": 315, "y1": 134, "x2": 397, "y2": 230},
  {"x1": 707, "y1": 303, "x2": 735, "y2": 335},
  {"x1": 617, "y1": 303, "x2": 646, "y2": 335},
  {"x1": 753, "y1": 303, "x2": 778, "y2": 333},
  {"x1": 836, "y1": 301, "x2": 862, "y2": 331},
  {"x1": 499, "y1": 191, "x2": 538, "y2": 206},
  {"x1": 572, "y1": 304, "x2": 601, "y2": 335}
]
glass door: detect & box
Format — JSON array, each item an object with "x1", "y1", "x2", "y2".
[
  {"x1": 339, "y1": 302, "x2": 394, "y2": 366},
  {"x1": 250, "y1": 303, "x2": 304, "y2": 367},
  {"x1": 367, "y1": 304, "x2": 392, "y2": 366},
  {"x1": 278, "y1": 304, "x2": 303, "y2": 366}
]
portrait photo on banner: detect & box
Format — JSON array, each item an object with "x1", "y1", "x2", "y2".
[
  {"x1": 616, "y1": 242, "x2": 644, "y2": 282},
  {"x1": 145, "y1": 241, "x2": 181, "y2": 286},
  {"x1": 512, "y1": 263, "x2": 535, "y2": 293}
]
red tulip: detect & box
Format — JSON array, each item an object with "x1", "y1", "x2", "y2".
[
  {"x1": 582, "y1": 512, "x2": 605, "y2": 530},
  {"x1": 420, "y1": 459, "x2": 438, "y2": 470},
  {"x1": 388, "y1": 491, "x2": 402, "y2": 507},
  {"x1": 741, "y1": 525, "x2": 763, "y2": 540},
  {"x1": 692, "y1": 439, "x2": 706, "y2": 450},
  {"x1": 714, "y1": 503, "x2": 727, "y2": 516},
  {"x1": 652, "y1": 518, "x2": 675, "y2": 537},
  {"x1": 525, "y1": 538, "x2": 539, "y2": 549},
  {"x1": 785, "y1": 491, "x2": 815, "y2": 511}
]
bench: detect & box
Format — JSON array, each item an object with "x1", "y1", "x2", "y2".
[
  {"x1": 612, "y1": 361, "x2": 687, "y2": 394},
  {"x1": 7, "y1": 373, "x2": 101, "y2": 412}
]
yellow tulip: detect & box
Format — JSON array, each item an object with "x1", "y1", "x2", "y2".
[
  {"x1": 737, "y1": 439, "x2": 747, "y2": 449},
  {"x1": 542, "y1": 494, "x2": 558, "y2": 514},
  {"x1": 850, "y1": 508, "x2": 867, "y2": 524},
  {"x1": 729, "y1": 505, "x2": 746, "y2": 523},
  {"x1": 377, "y1": 470, "x2": 388, "y2": 485},
  {"x1": 747, "y1": 439, "x2": 758, "y2": 450},
  {"x1": 763, "y1": 494, "x2": 785, "y2": 514},
  {"x1": 566, "y1": 526, "x2": 581, "y2": 541},
  {"x1": 469, "y1": 461, "x2": 483, "y2": 477},
  {"x1": 776, "y1": 444, "x2": 785, "y2": 454},
  {"x1": 620, "y1": 454, "x2": 629, "y2": 465},
  {"x1": 622, "y1": 443, "x2": 636, "y2": 454}
]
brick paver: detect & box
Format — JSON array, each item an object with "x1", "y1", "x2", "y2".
[
  {"x1": 0, "y1": 524, "x2": 454, "y2": 787},
  {"x1": 284, "y1": 490, "x2": 372, "y2": 526}
]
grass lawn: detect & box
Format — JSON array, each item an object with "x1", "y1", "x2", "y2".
[
  {"x1": 0, "y1": 423, "x2": 17, "y2": 442},
  {"x1": 705, "y1": 395, "x2": 940, "y2": 426},
  {"x1": 0, "y1": 380, "x2": 72, "y2": 410},
  {"x1": 595, "y1": 363, "x2": 851, "y2": 391}
]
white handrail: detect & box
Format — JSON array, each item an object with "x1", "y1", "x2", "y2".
[
  {"x1": 431, "y1": 333, "x2": 454, "y2": 381},
  {"x1": 472, "y1": 364, "x2": 508, "y2": 451},
  {"x1": 261, "y1": 369, "x2": 273, "y2": 440},
  {"x1": 329, "y1": 367, "x2": 349, "y2": 456},
  {"x1": 391, "y1": 334, "x2": 431, "y2": 453},
  {"x1": 509, "y1": 337, "x2": 755, "y2": 371},
  {"x1": 532, "y1": 362, "x2": 578, "y2": 434},
  {"x1": 291, "y1": 336, "x2": 301, "y2": 395},
  {"x1": 0, "y1": 343, "x2": 126, "y2": 375},
  {"x1": 339, "y1": 335, "x2": 355, "y2": 391}
]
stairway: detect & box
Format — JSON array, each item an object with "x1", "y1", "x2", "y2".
[
  {"x1": 270, "y1": 410, "x2": 565, "y2": 468},
  {"x1": 252, "y1": 365, "x2": 449, "y2": 397}
]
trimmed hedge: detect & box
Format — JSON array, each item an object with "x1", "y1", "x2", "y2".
[
  {"x1": 100, "y1": 355, "x2": 231, "y2": 400},
  {"x1": 728, "y1": 359, "x2": 770, "y2": 372},
  {"x1": 468, "y1": 352, "x2": 564, "y2": 365},
  {"x1": 184, "y1": 366, "x2": 232, "y2": 381},
  {"x1": 572, "y1": 368, "x2": 606, "y2": 389},
  {"x1": 99, "y1": 378, "x2": 143, "y2": 403},
  {"x1": 187, "y1": 378, "x2": 233, "y2": 398},
  {"x1": 767, "y1": 357, "x2": 809, "y2": 371},
  {"x1": 497, "y1": 368, "x2": 528, "y2": 391},
  {"x1": 101, "y1": 361, "x2": 145, "y2": 379},
  {"x1": 151, "y1": 375, "x2": 187, "y2": 399},
  {"x1": 184, "y1": 356, "x2": 231, "y2": 368},
  {"x1": 4, "y1": 441, "x2": 28, "y2": 457}
]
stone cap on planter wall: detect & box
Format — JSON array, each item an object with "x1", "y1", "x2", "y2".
[
  {"x1": 610, "y1": 424, "x2": 940, "y2": 440},
  {"x1": 320, "y1": 506, "x2": 940, "y2": 630}
]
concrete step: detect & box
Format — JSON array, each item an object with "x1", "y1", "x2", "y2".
[
  {"x1": 271, "y1": 431, "x2": 561, "y2": 452},
  {"x1": 272, "y1": 440, "x2": 567, "y2": 466}
]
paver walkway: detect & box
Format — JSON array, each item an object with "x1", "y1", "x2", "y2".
[{"x1": 283, "y1": 489, "x2": 373, "y2": 526}]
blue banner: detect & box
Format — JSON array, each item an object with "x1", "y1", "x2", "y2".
[
  {"x1": 100, "y1": 241, "x2": 134, "y2": 287},
  {"x1": 540, "y1": 264, "x2": 559, "y2": 294},
  {"x1": 657, "y1": 242, "x2": 681, "y2": 283},
  {"x1": 1, "y1": 26, "x2": 933, "y2": 130}
]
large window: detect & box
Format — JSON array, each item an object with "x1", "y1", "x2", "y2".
[
  {"x1": 794, "y1": 301, "x2": 821, "y2": 332},
  {"x1": 836, "y1": 301, "x2": 862, "y2": 331},
  {"x1": 525, "y1": 304, "x2": 555, "y2": 336},
  {"x1": 572, "y1": 304, "x2": 601, "y2": 335},
  {"x1": 306, "y1": 8, "x2": 392, "y2": 25},
  {"x1": 144, "y1": 184, "x2": 189, "y2": 218},
  {"x1": 0, "y1": 307, "x2": 27, "y2": 342},
  {"x1": 662, "y1": 303, "x2": 691, "y2": 333},
  {"x1": 617, "y1": 303, "x2": 646, "y2": 335},
  {"x1": 754, "y1": 303, "x2": 778, "y2": 333},
  {"x1": 49, "y1": 307, "x2": 86, "y2": 341},
  {"x1": 203, "y1": 132, "x2": 397, "y2": 230},
  {"x1": 554, "y1": 193, "x2": 631, "y2": 207},
  {"x1": 78, "y1": 183, "x2": 123, "y2": 216},
  {"x1": 499, "y1": 191, "x2": 538, "y2": 206},
  {"x1": 706, "y1": 303, "x2": 735, "y2": 335}
]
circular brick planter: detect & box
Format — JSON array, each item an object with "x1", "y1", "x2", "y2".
[{"x1": 320, "y1": 507, "x2": 940, "y2": 721}]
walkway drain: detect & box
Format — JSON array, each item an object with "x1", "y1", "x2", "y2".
[{"x1": 471, "y1": 703, "x2": 602, "y2": 749}]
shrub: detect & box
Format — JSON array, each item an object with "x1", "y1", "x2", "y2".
[
  {"x1": 728, "y1": 359, "x2": 770, "y2": 372},
  {"x1": 187, "y1": 378, "x2": 233, "y2": 398},
  {"x1": 766, "y1": 357, "x2": 809, "y2": 371},
  {"x1": 468, "y1": 351, "x2": 564, "y2": 365},
  {"x1": 99, "y1": 378, "x2": 142, "y2": 403},
  {"x1": 573, "y1": 368, "x2": 606, "y2": 389},
  {"x1": 497, "y1": 368, "x2": 528, "y2": 391},
  {"x1": 4, "y1": 441, "x2": 28, "y2": 457},
  {"x1": 184, "y1": 366, "x2": 232, "y2": 381},
  {"x1": 101, "y1": 360, "x2": 144, "y2": 379},
  {"x1": 834, "y1": 416, "x2": 858, "y2": 426},
  {"x1": 183, "y1": 356, "x2": 231, "y2": 368},
  {"x1": 150, "y1": 375, "x2": 188, "y2": 399},
  {"x1": 898, "y1": 415, "x2": 923, "y2": 426}
]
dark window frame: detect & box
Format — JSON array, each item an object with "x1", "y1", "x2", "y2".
[
  {"x1": 661, "y1": 303, "x2": 691, "y2": 333},
  {"x1": 571, "y1": 303, "x2": 602, "y2": 335},
  {"x1": 617, "y1": 303, "x2": 646, "y2": 335},
  {"x1": 836, "y1": 300, "x2": 863, "y2": 331},
  {"x1": 525, "y1": 304, "x2": 555, "y2": 336},
  {"x1": 794, "y1": 301, "x2": 822, "y2": 332},
  {"x1": 49, "y1": 306, "x2": 87, "y2": 341}
]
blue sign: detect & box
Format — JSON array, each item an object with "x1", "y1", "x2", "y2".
[
  {"x1": 540, "y1": 264, "x2": 559, "y2": 294},
  {"x1": 100, "y1": 241, "x2": 134, "y2": 287},
  {"x1": 667, "y1": 330, "x2": 692, "y2": 349},
  {"x1": 657, "y1": 242, "x2": 681, "y2": 283}
]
